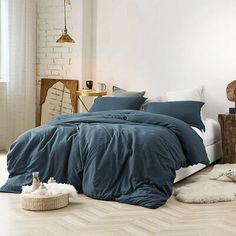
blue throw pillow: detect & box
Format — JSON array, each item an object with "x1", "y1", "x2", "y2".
[
  {"x1": 144, "y1": 101, "x2": 205, "y2": 131},
  {"x1": 89, "y1": 97, "x2": 147, "y2": 112}
]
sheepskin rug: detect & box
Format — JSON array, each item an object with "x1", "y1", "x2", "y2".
[{"x1": 174, "y1": 164, "x2": 236, "y2": 203}]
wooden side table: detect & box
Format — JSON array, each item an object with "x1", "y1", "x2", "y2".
[
  {"x1": 218, "y1": 114, "x2": 236, "y2": 163},
  {"x1": 76, "y1": 90, "x2": 107, "y2": 112}
]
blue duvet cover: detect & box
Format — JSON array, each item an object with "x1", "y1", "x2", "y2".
[{"x1": 0, "y1": 110, "x2": 209, "y2": 208}]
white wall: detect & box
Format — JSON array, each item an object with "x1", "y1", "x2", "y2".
[{"x1": 95, "y1": 0, "x2": 236, "y2": 119}]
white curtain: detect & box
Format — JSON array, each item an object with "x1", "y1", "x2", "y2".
[{"x1": 4, "y1": 0, "x2": 36, "y2": 148}]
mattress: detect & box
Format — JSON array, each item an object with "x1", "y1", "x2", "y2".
[{"x1": 175, "y1": 118, "x2": 222, "y2": 183}]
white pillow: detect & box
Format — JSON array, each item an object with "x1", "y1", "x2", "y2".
[
  {"x1": 166, "y1": 86, "x2": 205, "y2": 122},
  {"x1": 166, "y1": 86, "x2": 204, "y2": 102}
]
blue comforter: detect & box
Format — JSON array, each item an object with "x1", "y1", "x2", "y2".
[{"x1": 0, "y1": 110, "x2": 209, "y2": 208}]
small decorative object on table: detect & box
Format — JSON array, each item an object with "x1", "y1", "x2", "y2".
[
  {"x1": 20, "y1": 172, "x2": 78, "y2": 211},
  {"x1": 96, "y1": 82, "x2": 107, "y2": 92},
  {"x1": 226, "y1": 80, "x2": 236, "y2": 114},
  {"x1": 86, "y1": 80, "x2": 93, "y2": 89}
]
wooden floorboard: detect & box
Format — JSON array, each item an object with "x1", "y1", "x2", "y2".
[{"x1": 0, "y1": 152, "x2": 236, "y2": 236}]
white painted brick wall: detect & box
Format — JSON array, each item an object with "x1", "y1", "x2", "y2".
[
  {"x1": 36, "y1": 0, "x2": 82, "y2": 123},
  {"x1": 36, "y1": 0, "x2": 82, "y2": 82},
  {"x1": 37, "y1": 0, "x2": 71, "y2": 81}
]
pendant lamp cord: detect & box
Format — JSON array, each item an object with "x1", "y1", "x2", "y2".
[{"x1": 64, "y1": 0, "x2": 67, "y2": 33}]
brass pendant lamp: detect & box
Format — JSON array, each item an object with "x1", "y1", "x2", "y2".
[{"x1": 56, "y1": 0, "x2": 75, "y2": 43}]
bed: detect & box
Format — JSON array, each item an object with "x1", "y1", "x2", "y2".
[
  {"x1": 0, "y1": 85, "x2": 222, "y2": 208},
  {"x1": 0, "y1": 109, "x2": 209, "y2": 209}
]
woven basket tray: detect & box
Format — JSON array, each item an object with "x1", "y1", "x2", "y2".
[{"x1": 21, "y1": 193, "x2": 69, "y2": 211}]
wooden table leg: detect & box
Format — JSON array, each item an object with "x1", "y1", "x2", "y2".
[{"x1": 78, "y1": 96, "x2": 89, "y2": 112}]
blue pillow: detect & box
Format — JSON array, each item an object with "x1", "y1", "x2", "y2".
[
  {"x1": 144, "y1": 101, "x2": 205, "y2": 131},
  {"x1": 89, "y1": 96, "x2": 147, "y2": 112}
]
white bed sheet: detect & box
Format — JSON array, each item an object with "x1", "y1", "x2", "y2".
[
  {"x1": 192, "y1": 118, "x2": 221, "y2": 146},
  {"x1": 175, "y1": 118, "x2": 222, "y2": 183}
]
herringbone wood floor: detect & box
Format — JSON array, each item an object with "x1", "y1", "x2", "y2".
[{"x1": 1, "y1": 152, "x2": 236, "y2": 236}]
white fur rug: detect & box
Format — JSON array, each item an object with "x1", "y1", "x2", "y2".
[{"x1": 174, "y1": 164, "x2": 236, "y2": 203}]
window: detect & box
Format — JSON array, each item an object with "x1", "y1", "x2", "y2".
[{"x1": 0, "y1": 0, "x2": 9, "y2": 81}]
